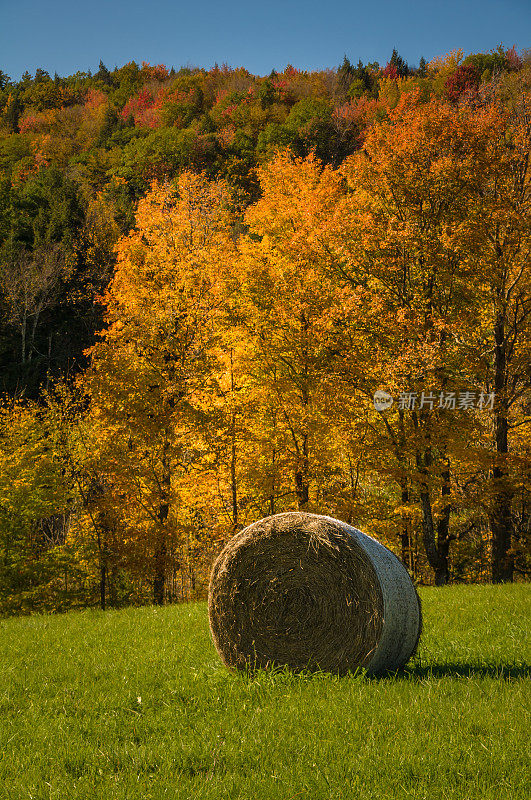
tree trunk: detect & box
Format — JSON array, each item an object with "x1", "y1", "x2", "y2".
[
  {"x1": 21, "y1": 311, "x2": 27, "y2": 364},
  {"x1": 295, "y1": 433, "x2": 310, "y2": 509},
  {"x1": 229, "y1": 351, "x2": 239, "y2": 530},
  {"x1": 419, "y1": 486, "x2": 450, "y2": 585},
  {"x1": 269, "y1": 444, "x2": 276, "y2": 516},
  {"x1": 400, "y1": 481, "x2": 411, "y2": 570},
  {"x1": 433, "y1": 539, "x2": 450, "y2": 585},
  {"x1": 435, "y1": 462, "x2": 452, "y2": 585},
  {"x1": 29, "y1": 311, "x2": 40, "y2": 363},
  {"x1": 153, "y1": 533, "x2": 167, "y2": 606},
  {"x1": 416, "y1": 447, "x2": 452, "y2": 586},
  {"x1": 109, "y1": 565, "x2": 118, "y2": 608},
  {"x1": 100, "y1": 562, "x2": 106, "y2": 610},
  {"x1": 297, "y1": 313, "x2": 310, "y2": 511},
  {"x1": 154, "y1": 441, "x2": 171, "y2": 605},
  {"x1": 490, "y1": 317, "x2": 514, "y2": 582},
  {"x1": 396, "y1": 411, "x2": 414, "y2": 572},
  {"x1": 230, "y1": 410, "x2": 238, "y2": 530},
  {"x1": 491, "y1": 471, "x2": 514, "y2": 582}
]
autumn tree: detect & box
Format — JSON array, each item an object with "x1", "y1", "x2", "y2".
[
  {"x1": 1, "y1": 243, "x2": 67, "y2": 366},
  {"x1": 332, "y1": 92, "x2": 515, "y2": 584},
  {"x1": 455, "y1": 92, "x2": 531, "y2": 582},
  {"x1": 84, "y1": 172, "x2": 236, "y2": 604},
  {"x1": 230, "y1": 152, "x2": 354, "y2": 514},
  {"x1": 0, "y1": 397, "x2": 81, "y2": 613}
]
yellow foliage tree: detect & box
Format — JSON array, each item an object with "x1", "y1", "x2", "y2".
[{"x1": 84, "y1": 172, "x2": 237, "y2": 604}]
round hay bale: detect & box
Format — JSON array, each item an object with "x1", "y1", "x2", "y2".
[{"x1": 208, "y1": 512, "x2": 421, "y2": 676}]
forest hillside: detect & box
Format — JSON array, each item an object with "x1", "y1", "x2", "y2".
[{"x1": 0, "y1": 46, "x2": 529, "y2": 613}]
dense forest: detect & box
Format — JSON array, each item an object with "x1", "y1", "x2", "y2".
[{"x1": 0, "y1": 46, "x2": 529, "y2": 614}]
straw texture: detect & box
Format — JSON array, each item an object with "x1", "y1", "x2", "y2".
[{"x1": 208, "y1": 512, "x2": 421, "y2": 676}]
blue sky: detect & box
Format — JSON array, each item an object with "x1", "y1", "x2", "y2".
[{"x1": 1, "y1": 0, "x2": 530, "y2": 81}]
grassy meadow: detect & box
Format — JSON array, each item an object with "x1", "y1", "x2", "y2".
[{"x1": 0, "y1": 584, "x2": 529, "y2": 800}]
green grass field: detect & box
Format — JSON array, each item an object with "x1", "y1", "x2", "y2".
[{"x1": 0, "y1": 584, "x2": 529, "y2": 800}]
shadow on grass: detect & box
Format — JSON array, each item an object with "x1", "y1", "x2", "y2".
[
  {"x1": 236, "y1": 661, "x2": 530, "y2": 684},
  {"x1": 396, "y1": 662, "x2": 530, "y2": 681},
  {"x1": 231, "y1": 658, "x2": 530, "y2": 684}
]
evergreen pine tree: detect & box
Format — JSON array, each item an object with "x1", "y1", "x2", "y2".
[
  {"x1": 389, "y1": 48, "x2": 409, "y2": 77},
  {"x1": 337, "y1": 55, "x2": 354, "y2": 94},
  {"x1": 34, "y1": 68, "x2": 51, "y2": 83},
  {"x1": 96, "y1": 60, "x2": 112, "y2": 85},
  {"x1": 3, "y1": 92, "x2": 21, "y2": 132}
]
